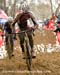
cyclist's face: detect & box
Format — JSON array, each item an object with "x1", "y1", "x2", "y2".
[{"x1": 20, "y1": 10, "x2": 23, "y2": 13}]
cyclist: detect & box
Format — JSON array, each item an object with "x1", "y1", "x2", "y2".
[
  {"x1": 12, "y1": 4, "x2": 38, "y2": 58},
  {"x1": 4, "y1": 17, "x2": 14, "y2": 59}
]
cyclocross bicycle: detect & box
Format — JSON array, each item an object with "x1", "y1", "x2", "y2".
[{"x1": 18, "y1": 29, "x2": 34, "y2": 71}]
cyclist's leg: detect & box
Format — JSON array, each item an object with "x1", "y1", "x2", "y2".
[
  {"x1": 27, "y1": 31, "x2": 34, "y2": 50},
  {"x1": 13, "y1": 33, "x2": 17, "y2": 40},
  {"x1": 27, "y1": 32, "x2": 36, "y2": 58},
  {"x1": 5, "y1": 35, "x2": 14, "y2": 59},
  {"x1": 5, "y1": 36, "x2": 9, "y2": 53},
  {"x1": 28, "y1": 34, "x2": 34, "y2": 50},
  {"x1": 18, "y1": 33, "x2": 25, "y2": 53},
  {"x1": 9, "y1": 35, "x2": 14, "y2": 56},
  {"x1": 5, "y1": 36, "x2": 11, "y2": 58}
]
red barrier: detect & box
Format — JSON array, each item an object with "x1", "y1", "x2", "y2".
[
  {"x1": 56, "y1": 32, "x2": 60, "y2": 45},
  {"x1": 0, "y1": 31, "x2": 3, "y2": 47}
]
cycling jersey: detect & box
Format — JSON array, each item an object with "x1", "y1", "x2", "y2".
[
  {"x1": 12, "y1": 11, "x2": 38, "y2": 30},
  {"x1": 4, "y1": 21, "x2": 12, "y2": 34}
]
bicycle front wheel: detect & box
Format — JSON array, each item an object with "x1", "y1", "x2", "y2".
[{"x1": 24, "y1": 41, "x2": 32, "y2": 71}]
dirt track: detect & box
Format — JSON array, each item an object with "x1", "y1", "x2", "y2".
[{"x1": 0, "y1": 30, "x2": 60, "y2": 75}]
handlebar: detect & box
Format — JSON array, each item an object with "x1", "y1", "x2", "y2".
[
  {"x1": 2, "y1": 27, "x2": 35, "y2": 36},
  {"x1": 13, "y1": 27, "x2": 35, "y2": 34}
]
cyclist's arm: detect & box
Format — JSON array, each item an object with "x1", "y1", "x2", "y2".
[
  {"x1": 12, "y1": 13, "x2": 22, "y2": 33},
  {"x1": 29, "y1": 13, "x2": 38, "y2": 29},
  {"x1": 12, "y1": 14, "x2": 20, "y2": 27}
]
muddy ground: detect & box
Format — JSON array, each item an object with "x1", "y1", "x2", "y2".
[{"x1": 0, "y1": 30, "x2": 60, "y2": 75}]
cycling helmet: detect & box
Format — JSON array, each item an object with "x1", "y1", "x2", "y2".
[{"x1": 20, "y1": 1, "x2": 30, "y2": 12}]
